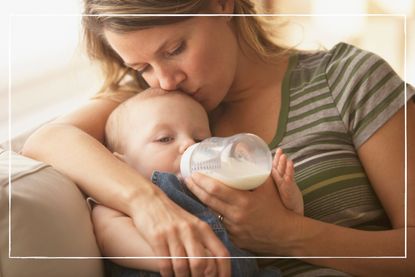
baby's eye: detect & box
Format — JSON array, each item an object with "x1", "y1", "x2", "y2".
[{"x1": 157, "y1": 137, "x2": 174, "y2": 143}]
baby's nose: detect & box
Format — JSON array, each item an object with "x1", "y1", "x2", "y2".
[{"x1": 180, "y1": 139, "x2": 195, "y2": 154}]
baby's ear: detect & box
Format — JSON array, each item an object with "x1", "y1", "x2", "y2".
[{"x1": 113, "y1": 152, "x2": 127, "y2": 162}]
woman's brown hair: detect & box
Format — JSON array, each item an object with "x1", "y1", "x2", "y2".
[{"x1": 82, "y1": 0, "x2": 286, "y2": 95}]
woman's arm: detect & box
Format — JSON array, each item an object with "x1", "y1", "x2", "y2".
[
  {"x1": 185, "y1": 103, "x2": 414, "y2": 276},
  {"x1": 21, "y1": 98, "x2": 231, "y2": 277},
  {"x1": 22, "y1": 98, "x2": 142, "y2": 209},
  {"x1": 300, "y1": 97, "x2": 414, "y2": 276}
]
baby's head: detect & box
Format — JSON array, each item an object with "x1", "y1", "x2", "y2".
[{"x1": 105, "y1": 88, "x2": 211, "y2": 179}]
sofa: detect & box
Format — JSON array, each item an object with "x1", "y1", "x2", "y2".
[{"x1": 0, "y1": 130, "x2": 105, "y2": 277}]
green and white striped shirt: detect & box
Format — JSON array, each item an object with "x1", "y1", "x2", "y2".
[{"x1": 267, "y1": 42, "x2": 415, "y2": 276}]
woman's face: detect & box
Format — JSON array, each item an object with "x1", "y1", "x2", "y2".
[{"x1": 104, "y1": 16, "x2": 239, "y2": 111}]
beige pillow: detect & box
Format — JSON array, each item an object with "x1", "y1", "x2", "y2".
[{"x1": 0, "y1": 149, "x2": 104, "y2": 277}]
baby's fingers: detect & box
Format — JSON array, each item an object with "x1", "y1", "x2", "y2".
[
  {"x1": 283, "y1": 160, "x2": 295, "y2": 183},
  {"x1": 273, "y1": 148, "x2": 282, "y2": 168},
  {"x1": 277, "y1": 153, "x2": 288, "y2": 178},
  {"x1": 272, "y1": 167, "x2": 283, "y2": 185},
  {"x1": 272, "y1": 148, "x2": 286, "y2": 185}
]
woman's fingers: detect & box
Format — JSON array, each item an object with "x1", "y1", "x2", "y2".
[
  {"x1": 155, "y1": 232, "x2": 189, "y2": 277},
  {"x1": 183, "y1": 175, "x2": 231, "y2": 276},
  {"x1": 203, "y1": 258, "x2": 217, "y2": 277},
  {"x1": 181, "y1": 222, "x2": 230, "y2": 277},
  {"x1": 185, "y1": 235, "x2": 207, "y2": 277},
  {"x1": 202, "y1": 249, "x2": 217, "y2": 277},
  {"x1": 169, "y1": 240, "x2": 190, "y2": 277},
  {"x1": 130, "y1": 187, "x2": 231, "y2": 276},
  {"x1": 201, "y1": 227, "x2": 230, "y2": 277},
  {"x1": 151, "y1": 212, "x2": 229, "y2": 277},
  {"x1": 184, "y1": 173, "x2": 231, "y2": 210},
  {"x1": 153, "y1": 239, "x2": 173, "y2": 277}
]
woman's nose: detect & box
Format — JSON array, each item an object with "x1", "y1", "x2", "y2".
[{"x1": 157, "y1": 66, "x2": 186, "y2": 91}]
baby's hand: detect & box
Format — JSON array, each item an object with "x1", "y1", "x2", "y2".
[{"x1": 271, "y1": 148, "x2": 304, "y2": 215}]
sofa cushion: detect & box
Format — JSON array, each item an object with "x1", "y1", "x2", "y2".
[{"x1": 0, "y1": 149, "x2": 104, "y2": 277}]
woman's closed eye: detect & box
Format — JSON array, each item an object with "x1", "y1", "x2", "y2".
[
  {"x1": 135, "y1": 42, "x2": 185, "y2": 76},
  {"x1": 165, "y1": 41, "x2": 186, "y2": 58},
  {"x1": 136, "y1": 64, "x2": 149, "y2": 75}
]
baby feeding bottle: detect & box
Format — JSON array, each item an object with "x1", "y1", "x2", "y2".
[{"x1": 180, "y1": 133, "x2": 272, "y2": 190}]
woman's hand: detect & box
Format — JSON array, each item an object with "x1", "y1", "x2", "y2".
[
  {"x1": 129, "y1": 187, "x2": 231, "y2": 277},
  {"x1": 185, "y1": 173, "x2": 302, "y2": 255}
]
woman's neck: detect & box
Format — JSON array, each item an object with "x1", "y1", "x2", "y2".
[
  {"x1": 208, "y1": 42, "x2": 291, "y2": 141},
  {"x1": 223, "y1": 45, "x2": 289, "y2": 105},
  {"x1": 209, "y1": 52, "x2": 290, "y2": 140}
]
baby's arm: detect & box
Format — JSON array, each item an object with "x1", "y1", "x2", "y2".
[
  {"x1": 91, "y1": 204, "x2": 159, "y2": 272},
  {"x1": 271, "y1": 148, "x2": 304, "y2": 215}
]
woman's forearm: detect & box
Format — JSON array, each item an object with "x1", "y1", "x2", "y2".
[
  {"x1": 21, "y1": 122, "x2": 156, "y2": 215},
  {"x1": 283, "y1": 215, "x2": 413, "y2": 277},
  {"x1": 22, "y1": 118, "x2": 232, "y2": 276}
]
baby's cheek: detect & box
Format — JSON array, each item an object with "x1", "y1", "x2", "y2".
[
  {"x1": 155, "y1": 158, "x2": 179, "y2": 175},
  {"x1": 132, "y1": 157, "x2": 157, "y2": 180},
  {"x1": 137, "y1": 164, "x2": 153, "y2": 180}
]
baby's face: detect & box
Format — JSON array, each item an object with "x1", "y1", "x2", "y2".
[{"x1": 122, "y1": 94, "x2": 211, "y2": 179}]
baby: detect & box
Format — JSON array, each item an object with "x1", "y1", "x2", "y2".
[{"x1": 93, "y1": 88, "x2": 303, "y2": 276}]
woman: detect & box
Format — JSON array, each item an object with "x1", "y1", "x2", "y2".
[{"x1": 22, "y1": 0, "x2": 415, "y2": 276}]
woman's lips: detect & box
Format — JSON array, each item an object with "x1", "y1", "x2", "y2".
[{"x1": 192, "y1": 89, "x2": 203, "y2": 101}]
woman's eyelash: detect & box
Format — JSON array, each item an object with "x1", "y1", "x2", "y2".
[
  {"x1": 134, "y1": 42, "x2": 185, "y2": 75},
  {"x1": 166, "y1": 42, "x2": 185, "y2": 57},
  {"x1": 136, "y1": 65, "x2": 148, "y2": 75}
]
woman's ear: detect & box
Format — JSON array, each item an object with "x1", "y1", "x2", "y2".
[
  {"x1": 113, "y1": 152, "x2": 127, "y2": 162},
  {"x1": 211, "y1": 0, "x2": 234, "y2": 14}
]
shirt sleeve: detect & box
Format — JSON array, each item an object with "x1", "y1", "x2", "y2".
[{"x1": 325, "y1": 42, "x2": 415, "y2": 148}]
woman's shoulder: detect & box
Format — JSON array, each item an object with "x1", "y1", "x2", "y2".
[
  {"x1": 292, "y1": 42, "x2": 374, "y2": 71},
  {"x1": 289, "y1": 42, "x2": 400, "y2": 88},
  {"x1": 323, "y1": 42, "x2": 389, "y2": 74}
]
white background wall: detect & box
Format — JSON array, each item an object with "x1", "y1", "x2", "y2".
[
  {"x1": 1, "y1": 0, "x2": 414, "y2": 143},
  {"x1": 269, "y1": 0, "x2": 415, "y2": 83},
  {"x1": 1, "y1": 1, "x2": 103, "y2": 142}
]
